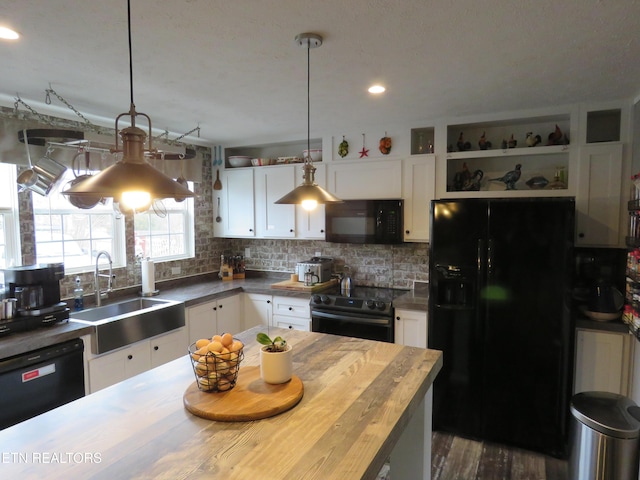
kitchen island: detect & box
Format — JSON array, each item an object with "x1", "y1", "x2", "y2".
[{"x1": 0, "y1": 327, "x2": 442, "y2": 480}]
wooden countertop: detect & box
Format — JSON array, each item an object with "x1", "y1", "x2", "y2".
[{"x1": 0, "y1": 327, "x2": 442, "y2": 480}]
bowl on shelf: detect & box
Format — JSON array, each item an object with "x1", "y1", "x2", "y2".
[
  {"x1": 228, "y1": 156, "x2": 252, "y2": 168},
  {"x1": 303, "y1": 149, "x2": 322, "y2": 161},
  {"x1": 251, "y1": 158, "x2": 274, "y2": 166},
  {"x1": 583, "y1": 310, "x2": 622, "y2": 322}
]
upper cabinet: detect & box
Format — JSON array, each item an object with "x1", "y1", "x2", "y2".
[
  {"x1": 327, "y1": 158, "x2": 402, "y2": 199},
  {"x1": 254, "y1": 165, "x2": 296, "y2": 238},
  {"x1": 402, "y1": 155, "x2": 435, "y2": 242},
  {"x1": 219, "y1": 168, "x2": 255, "y2": 238}
]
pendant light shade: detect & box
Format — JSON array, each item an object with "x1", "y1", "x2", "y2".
[
  {"x1": 274, "y1": 33, "x2": 342, "y2": 210},
  {"x1": 62, "y1": 0, "x2": 194, "y2": 211}
]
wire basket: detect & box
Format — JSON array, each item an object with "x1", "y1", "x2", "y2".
[{"x1": 188, "y1": 340, "x2": 244, "y2": 392}]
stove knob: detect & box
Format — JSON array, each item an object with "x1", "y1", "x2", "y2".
[
  {"x1": 312, "y1": 294, "x2": 322, "y2": 304},
  {"x1": 321, "y1": 295, "x2": 331, "y2": 305},
  {"x1": 375, "y1": 301, "x2": 386, "y2": 311},
  {"x1": 365, "y1": 299, "x2": 376, "y2": 309}
]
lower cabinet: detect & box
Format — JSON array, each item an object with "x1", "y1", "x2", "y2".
[
  {"x1": 243, "y1": 293, "x2": 272, "y2": 330},
  {"x1": 574, "y1": 328, "x2": 632, "y2": 396},
  {"x1": 87, "y1": 327, "x2": 187, "y2": 393},
  {"x1": 394, "y1": 308, "x2": 427, "y2": 348},
  {"x1": 243, "y1": 293, "x2": 310, "y2": 332},
  {"x1": 186, "y1": 294, "x2": 241, "y2": 341}
]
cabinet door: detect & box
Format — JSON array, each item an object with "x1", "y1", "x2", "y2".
[
  {"x1": 402, "y1": 156, "x2": 436, "y2": 242},
  {"x1": 243, "y1": 293, "x2": 272, "y2": 330},
  {"x1": 150, "y1": 328, "x2": 188, "y2": 368},
  {"x1": 88, "y1": 340, "x2": 150, "y2": 393},
  {"x1": 574, "y1": 329, "x2": 630, "y2": 395},
  {"x1": 187, "y1": 301, "x2": 217, "y2": 341},
  {"x1": 216, "y1": 294, "x2": 241, "y2": 335},
  {"x1": 295, "y1": 163, "x2": 326, "y2": 239},
  {"x1": 575, "y1": 143, "x2": 623, "y2": 246},
  {"x1": 221, "y1": 169, "x2": 255, "y2": 237},
  {"x1": 328, "y1": 159, "x2": 402, "y2": 199},
  {"x1": 394, "y1": 309, "x2": 427, "y2": 348},
  {"x1": 255, "y1": 165, "x2": 296, "y2": 238}
]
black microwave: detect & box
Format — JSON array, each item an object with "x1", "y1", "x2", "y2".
[{"x1": 325, "y1": 199, "x2": 404, "y2": 244}]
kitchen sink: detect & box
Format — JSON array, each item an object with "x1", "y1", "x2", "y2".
[{"x1": 70, "y1": 297, "x2": 185, "y2": 354}]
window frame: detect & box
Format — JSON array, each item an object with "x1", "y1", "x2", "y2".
[{"x1": 0, "y1": 164, "x2": 21, "y2": 268}]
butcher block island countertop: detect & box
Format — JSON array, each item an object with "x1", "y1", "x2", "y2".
[{"x1": 0, "y1": 327, "x2": 442, "y2": 480}]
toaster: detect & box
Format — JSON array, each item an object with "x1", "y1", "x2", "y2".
[{"x1": 296, "y1": 257, "x2": 333, "y2": 283}]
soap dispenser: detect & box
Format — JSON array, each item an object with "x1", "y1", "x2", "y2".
[{"x1": 73, "y1": 276, "x2": 84, "y2": 311}]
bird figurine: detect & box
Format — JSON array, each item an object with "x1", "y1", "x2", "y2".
[
  {"x1": 490, "y1": 164, "x2": 522, "y2": 190},
  {"x1": 453, "y1": 162, "x2": 471, "y2": 191},
  {"x1": 547, "y1": 124, "x2": 564, "y2": 145},
  {"x1": 456, "y1": 132, "x2": 471, "y2": 151},
  {"x1": 462, "y1": 169, "x2": 484, "y2": 191},
  {"x1": 525, "y1": 132, "x2": 542, "y2": 147},
  {"x1": 525, "y1": 176, "x2": 549, "y2": 189},
  {"x1": 478, "y1": 131, "x2": 492, "y2": 150},
  {"x1": 508, "y1": 134, "x2": 517, "y2": 149}
]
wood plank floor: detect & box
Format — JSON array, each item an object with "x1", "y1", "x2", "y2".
[{"x1": 431, "y1": 431, "x2": 568, "y2": 480}]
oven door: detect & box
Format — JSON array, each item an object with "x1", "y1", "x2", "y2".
[{"x1": 311, "y1": 308, "x2": 394, "y2": 343}]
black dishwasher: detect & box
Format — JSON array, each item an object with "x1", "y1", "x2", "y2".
[{"x1": 0, "y1": 338, "x2": 85, "y2": 430}]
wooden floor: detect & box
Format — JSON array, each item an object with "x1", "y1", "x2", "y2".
[{"x1": 431, "y1": 431, "x2": 569, "y2": 480}]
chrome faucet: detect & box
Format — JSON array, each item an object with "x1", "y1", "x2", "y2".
[{"x1": 95, "y1": 251, "x2": 114, "y2": 306}]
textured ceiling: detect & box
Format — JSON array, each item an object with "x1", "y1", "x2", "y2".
[{"x1": 1, "y1": 0, "x2": 640, "y2": 146}]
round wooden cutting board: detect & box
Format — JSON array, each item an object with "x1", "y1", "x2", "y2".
[{"x1": 183, "y1": 365, "x2": 304, "y2": 422}]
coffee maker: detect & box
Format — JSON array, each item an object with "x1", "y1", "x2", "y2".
[{"x1": 0, "y1": 263, "x2": 69, "y2": 335}]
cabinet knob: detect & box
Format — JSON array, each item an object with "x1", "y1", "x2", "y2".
[
  {"x1": 127, "y1": 354, "x2": 133, "y2": 360},
  {"x1": 288, "y1": 307, "x2": 293, "y2": 311},
  {"x1": 219, "y1": 305, "x2": 223, "y2": 309},
  {"x1": 320, "y1": 229, "x2": 324, "y2": 233},
  {"x1": 267, "y1": 300, "x2": 271, "y2": 304},
  {"x1": 288, "y1": 325, "x2": 293, "y2": 329},
  {"x1": 578, "y1": 233, "x2": 585, "y2": 238},
  {"x1": 405, "y1": 230, "x2": 410, "y2": 235},
  {"x1": 213, "y1": 306, "x2": 217, "y2": 311},
  {"x1": 249, "y1": 228, "x2": 254, "y2": 232},
  {"x1": 396, "y1": 316, "x2": 401, "y2": 321},
  {"x1": 290, "y1": 229, "x2": 294, "y2": 233},
  {"x1": 154, "y1": 346, "x2": 159, "y2": 351}
]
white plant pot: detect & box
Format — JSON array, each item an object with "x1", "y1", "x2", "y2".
[{"x1": 260, "y1": 344, "x2": 293, "y2": 384}]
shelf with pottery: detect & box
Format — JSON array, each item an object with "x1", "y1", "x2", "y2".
[{"x1": 223, "y1": 138, "x2": 323, "y2": 168}]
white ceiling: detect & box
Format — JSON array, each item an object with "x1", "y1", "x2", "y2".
[{"x1": 1, "y1": 0, "x2": 640, "y2": 147}]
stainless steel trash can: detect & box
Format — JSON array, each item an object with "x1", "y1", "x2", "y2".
[{"x1": 569, "y1": 391, "x2": 640, "y2": 480}]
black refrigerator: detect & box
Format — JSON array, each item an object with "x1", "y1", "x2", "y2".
[{"x1": 428, "y1": 197, "x2": 575, "y2": 458}]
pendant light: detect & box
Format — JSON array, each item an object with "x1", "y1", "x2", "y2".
[
  {"x1": 62, "y1": 0, "x2": 194, "y2": 211},
  {"x1": 275, "y1": 33, "x2": 342, "y2": 211}
]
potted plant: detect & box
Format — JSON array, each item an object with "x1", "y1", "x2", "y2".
[{"x1": 257, "y1": 332, "x2": 292, "y2": 384}]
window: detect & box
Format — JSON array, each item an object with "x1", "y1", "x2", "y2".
[
  {"x1": 32, "y1": 169, "x2": 125, "y2": 273},
  {"x1": 0, "y1": 163, "x2": 20, "y2": 268},
  {"x1": 134, "y1": 186, "x2": 195, "y2": 261}
]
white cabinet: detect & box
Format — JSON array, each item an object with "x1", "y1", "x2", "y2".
[
  {"x1": 87, "y1": 327, "x2": 188, "y2": 393},
  {"x1": 575, "y1": 143, "x2": 624, "y2": 247},
  {"x1": 272, "y1": 296, "x2": 311, "y2": 331},
  {"x1": 88, "y1": 339, "x2": 150, "y2": 393},
  {"x1": 328, "y1": 159, "x2": 402, "y2": 199},
  {"x1": 402, "y1": 156, "x2": 436, "y2": 242},
  {"x1": 150, "y1": 328, "x2": 188, "y2": 368},
  {"x1": 394, "y1": 309, "x2": 427, "y2": 348},
  {"x1": 187, "y1": 295, "x2": 241, "y2": 341},
  {"x1": 254, "y1": 165, "x2": 296, "y2": 238},
  {"x1": 574, "y1": 329, "x2": 632, "y2": 396},
  {"x1": 243, "y1": 293, "x2": 310, "y2": 331},
  {"x1": 243, "y1": 293, "x2": 272, "y2": 330},
  {"x1": 295, "y1": 163, "x2": 326, "y2": 239},
  {"x1": 219, "y1": 168, "x2": 255, "y2": 237}
]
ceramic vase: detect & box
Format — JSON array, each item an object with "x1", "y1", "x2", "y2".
[{"x1": 260, "y1": 344, "x2": 292, "y2": 384}]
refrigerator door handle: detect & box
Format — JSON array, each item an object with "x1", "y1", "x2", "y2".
[
  {"x1": 477, "y1": 238, "x2": 484, "y2": 274},
  {"x1": 487, "y1": 238, "x2": 493, "y2": 277}
]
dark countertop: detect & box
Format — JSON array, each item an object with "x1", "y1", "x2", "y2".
[{"x1": 393, "y1": 285, "x2": 429, "y2": 312}]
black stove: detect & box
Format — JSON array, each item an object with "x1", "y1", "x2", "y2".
[{"x1": 310, "y1": 287, "x2": 401, "y2": 342}]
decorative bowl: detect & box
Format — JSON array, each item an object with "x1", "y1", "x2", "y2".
[
  {"x1": 583, "y1": 310, "x2": 621, "y2": 322},
  {"x1": 303, "y1": 149, "x2": 322, "y2": 161},
  {"x1": 228, "y1": 156, "x2": 252, "y2": 168}
]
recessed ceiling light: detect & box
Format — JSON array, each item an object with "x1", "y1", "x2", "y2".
[
  {"x1": 368, "y1": 85, "x2": 386, "y2": 94},
  {"x1": 0, "y1": 26, "x2": 19, "y2": 40}
]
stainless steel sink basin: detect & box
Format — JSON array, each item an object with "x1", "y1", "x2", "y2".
[{"x1": 71, "y1": 297, "x2": 185, "y2": 354}]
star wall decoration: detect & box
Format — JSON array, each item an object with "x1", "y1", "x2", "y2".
[{"x1": 359, "y1": 133, "x2": 369, "y2": 158}]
